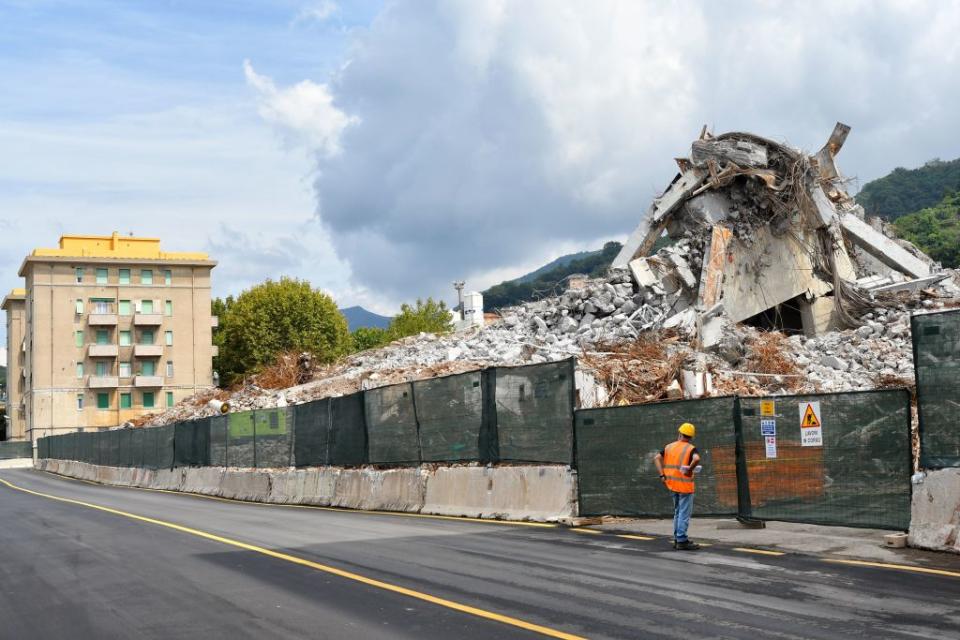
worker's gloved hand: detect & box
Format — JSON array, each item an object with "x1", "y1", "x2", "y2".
[
  {"x1": 680, "y1": 465, "x2": 690, "y2": 475},
  {"x1": 693, "y1": 465, "x2": 702, "y2": 474}
]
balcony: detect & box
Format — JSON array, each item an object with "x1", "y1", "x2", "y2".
[
  {"x1": 133, "y1": 376, "x2": 163, "y2": 388},
  {"x1": 88, "y1": 344, "x2": 119, "y2": 357},
  {"x1": 133, "y1": 314, "x2": 162, "y2": 326},
  {"x1": 133, "y1": 344, "x2": 164, "y2": 357},
  {"x1": 88, "y1": 376, "x2": 119, "y2": 389},
  {"x1": 88, "y1": 314, "x2": 118, "y2": 326}
]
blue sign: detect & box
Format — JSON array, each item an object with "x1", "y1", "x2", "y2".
[{"x1": 760, "y1": 419, "x2": 776, "y2": 436}]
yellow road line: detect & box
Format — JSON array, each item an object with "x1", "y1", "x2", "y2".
[
  {"x1": 617, "y1": 534, "x2": 655, "y2": 541},
  {"x1": 824, "y1": 558, "x2": 960, "y2": 579},
  {"x1": 732, "y1": 547, "x2": 785, "y2": 556},
  {"x1": 570, "y1": 527, "x2": 602, "y2": 535},
  {"x1": 0, "y1": 477, "x2": 586, "y2": 640},
  {"x1": 35, "y1": 470, "x2": 556, "y2": 529}
]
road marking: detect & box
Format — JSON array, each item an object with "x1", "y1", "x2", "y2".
[
  {"x1": 617, "y1": 534, "x2": 655, "y2": 541},
  {"x1": 36, "y1": 470, "x2": 556, "y2": 529},
  {"x1": 824, "y1": 558, "x2": 960, "y2": 579},
  {"x1": 0, "y1": 477, "x2": 587, "y2": 640},
  {"x1": 733, "y1": 547, "x2": 785, "y2": 556},
  {"x1": 570, "y1": 527, "x2": 602, "y2": 534}
]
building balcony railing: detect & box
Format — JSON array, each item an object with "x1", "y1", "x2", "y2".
[
  {"x1": 88, "y1": 344, "x2": 119, "y2": 357},
  {"x1": 133, "y1": 376, "x2": 163, "y2": 388},
  {"x1": 88, "y1": 314, "x2": 118, "y2": 326},
  {"x1": 88, "y1": 376, "x2": 119, "y2": 389},
  {"x1": 133, "y1": 345, "x2": 164, "y2": 357},
  {"x1": 133, "y1": 314, "x2": 163, "y2": 326}
]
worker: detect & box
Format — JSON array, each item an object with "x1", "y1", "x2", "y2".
[{"x1": 654, "y1": 422, "x2": 702, "y2": 550}]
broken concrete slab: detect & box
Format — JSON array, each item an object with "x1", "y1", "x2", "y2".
[{"x1": 840, "y1": 213, "x2": 932, "y2": 279}]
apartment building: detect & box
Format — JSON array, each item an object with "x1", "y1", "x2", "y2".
[
  {"x1": 2, "y1": 289, "x2": 26, "y2": 440},
  {"x1": 8, "y1": 233, "x2": 217, "y2": 443}
]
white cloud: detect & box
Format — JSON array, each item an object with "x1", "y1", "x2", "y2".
[
  {"x1": 243, "y1": 60, "x2": 358, "y2": 156},
  {"x1": 294, "y1": 1, "x2": 339, "y2": 25}
]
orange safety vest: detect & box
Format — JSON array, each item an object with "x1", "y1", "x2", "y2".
[{"x1": 663, "y1": 440, "x2": 696, "y2": 494}]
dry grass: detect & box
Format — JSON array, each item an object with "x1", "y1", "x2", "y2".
[{"x1": 580, "y1": 331, "x2": 688, "y2": 405}]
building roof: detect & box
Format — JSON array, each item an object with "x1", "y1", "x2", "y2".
[
  {"x1": 1, "y1": 289, "x2": 26, "y2": 311},
  {"x1": 19, "y1": 232, "x2": 215, "y2": 275}
]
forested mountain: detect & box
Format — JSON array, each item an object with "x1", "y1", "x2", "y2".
[
  {"x1": 857, "y1": 158, "x2": 960, "y2": 220},
  {"x1": 894, "y1": 192, "x2": 960, "y2": 268}
]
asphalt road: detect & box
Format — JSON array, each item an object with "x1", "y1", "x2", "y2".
[{"x1": 1, "y1": 469, "x2": 958, "y2": 640}]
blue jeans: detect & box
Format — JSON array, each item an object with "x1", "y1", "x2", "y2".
[{"x1": 672, "y1": 492, "x2": 694, "y2": 543}]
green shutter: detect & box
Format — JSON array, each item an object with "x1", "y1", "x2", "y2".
[
  {"x1": 97, "y1": 393, "x2": 109, "y2": 409},
  {"x1": 166, "y1": 392, "x2": 174, "y2": 407},
  {"x1": 119, "y1": 269, "x2": 130, "y2": 285},
  {"x1": 96, "y1": 268, "x2": 108, "y2": 284},
  {"x1": 120, "y1": 393, "x2": 132, "y2": 409},
  {"x1": 120, "y1": 331, "x2": 131, "y2": 346},
  {"x1": 143, "y1": 392, "x2": 154, "y2": 409},
  {"x1": 119, "y1": 300, "x2": 131, "y2": 315},
  {"x1": 75, "y1": 331, "x2": 84, "y2": 347},
  {"x1": 141, "y1": 270, "x2": 153, "y2": 285}
]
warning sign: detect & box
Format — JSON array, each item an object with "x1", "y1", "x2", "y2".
[
  {"x1": 764, "y1": 436, "x2": 778, "y2": 459},
  {"x1": 760, "y1": 400, "x2": 776, "y2": 417},
  {"x1": 799, "y1": 401, "x2": 823, "y2": 447},
  {"x1": 760, "y1": 419, "x2": 776, "y2": 436}
]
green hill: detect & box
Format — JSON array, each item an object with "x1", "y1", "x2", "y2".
[
  {"x1": 894, "y1": 191, "x2": 960, "y2": 268},
  {"x1": 482, "y1": 242, "x2": 622, "y2": 309},
  {"x1": 857, "y1": 158, "x2": 960, "y2": 220}
]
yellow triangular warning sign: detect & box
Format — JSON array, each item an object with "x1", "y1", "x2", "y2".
[{"x1": 801, "y1": 403, "x2": 821, "y2": 428}]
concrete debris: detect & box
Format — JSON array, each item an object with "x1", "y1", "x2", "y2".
[{"x1": 135, "y1": 123, "x2": 960, "y2": 425}]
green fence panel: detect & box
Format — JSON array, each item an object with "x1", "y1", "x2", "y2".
[
  {"x1": 226, "y1": 411, "x2": 256, "y2": 467},
  {"x1": 174, "y1": 418, "x2": 211, "y2": 467},
  {"x1": 117, "y1": 429, "x2": 131, "y2": 466},
  {"x1": 49, "y1": 435, "x2": 59, "y2": 460},
  {"x1": 293, "y1": 398, "x2": 331, "y2": 467},
  {"x1": 0, "y1": 441, "x2": 32, "y2": 459},
  {"x1": 414, "y1": 371, "x2": 484, "y2": 462},
  {"x1": 142, "y1": 427, "x2": 159, "y2": 470},
  {"x1": 37, "y1": 437, "x2": 49, "y2": 460},
  {"x1": 157, "y1": 425, "x2": 175, "y2": 469},
  {"x1": 254, "y1": 408, "x2": 293, "y2": 468},
  {"x1": 209, "y1": 415, "x2": 228, "y2": 467},
  {"x1": 330, "y1": 393, "x2": 366, "y2": 466},
  {"x1": 912, "y1": 310, "x2": 960, "y2": 468},
  {"x1": 130, "y1": 429, "x2": 145, "y2": 468},
  {"x1": 575, "y1": 396, "x2": 739, "y2": 517},
  {"x1": 365, "y1": 383, "x2": 420, "y2": 465},
  {"x1": 492, "y1": 359, "x2": 575, "y2": 464},
  {"x1": 738, "y1": 390, "x2": 911, "y2": 530}
]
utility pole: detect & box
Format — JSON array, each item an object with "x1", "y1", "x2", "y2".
[{"x1": 453, "y1": 281, "x2": 465, "y2": 321}]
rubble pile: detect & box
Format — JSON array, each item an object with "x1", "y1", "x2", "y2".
[{"x1": 137, "y1": 122, "x2": 960, "y2": 426}]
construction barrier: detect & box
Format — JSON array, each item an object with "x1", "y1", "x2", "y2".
[
  {"x1": 912, "y1": 309, "x2": 960, "y2": 468},
  {"x1": 364, "y1": 382, "x2": 420, "y2": 465},
  {"x1": 0, "y1": 440, "x2": 32, "y2": 459},
  {"x1": 412, "y1": 370, "x2": 487, "y2": 462}
]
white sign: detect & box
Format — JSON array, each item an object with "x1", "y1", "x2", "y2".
[
  {"x1": 760, "y1": 419, "x2": 776, "y2": 436},
  {"x1": 765, "y1": 436, "x2": 778, "y2": 459},
  {"x1": 799, "y1": 401, "x2": 823, "y2": 447}
]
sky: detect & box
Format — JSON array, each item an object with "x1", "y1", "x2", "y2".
[{"x1": 2, "y1": 0, "x2": 959, "y2": 346}]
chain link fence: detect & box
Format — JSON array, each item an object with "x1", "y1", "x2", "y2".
[{"x1": 912, "y1": 309, "x2": 960, "y2": 468}]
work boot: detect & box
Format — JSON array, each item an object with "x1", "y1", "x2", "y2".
[{"x1": 675, "y1": 540, "x2": 700, "y2": 551}]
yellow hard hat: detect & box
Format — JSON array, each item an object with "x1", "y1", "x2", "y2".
[{"x1": 678, "y1": 423, "x2": 696, "y2": 437}]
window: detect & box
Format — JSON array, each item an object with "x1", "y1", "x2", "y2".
[
  {"x1": 120, "y1": 393, "x2": 132, "y2": 409},
  {"x1": 164, "y1": 269, "x2": 172, "y2": 285},
  {"x1": 142, "y1": 392, "x2": 155, "y2": 408},
  {"x1": 75, "y1": 331, "x2": 84, "y2": 347},
  {"x1": 96, "y1": 268, "x2": 108, "y2": 284},
  {"x1": 165, "y1": 331, "x2": 173, "y2": 346},
  {"x1": 166, "y1": 361, "x2": 173, "y2": 377},
  {"x1": 119, "y1": 300, "x2": 131, "y2": 316},
  {"x1": 77, "y1": 394, "x2": 84, "y2": 410},
  {"x1": 165, "y1": 300, "x2": 172, "y2": 316},
  {"x1": 76, "y1": 363, "x2": 84, "y2": 379},
  {"x1": 119, "y1": 330, "x2": 132, "y2": 346},
  {"x1": 75, "y1": 299, "x2": 83, "y2": 314},
  {"x1": 96, "y1": 330, "x2": 109, "y2": 345},
  {"x1": 140, "y1": 330, "x2": 154, "y2": 345},
  {"x1": 166, "y1": 391, "x2": 174, "y2": 407},
  {"x1": 76, "y1": 267, "x2": 84, "y2": 284},
  {"x1": 97, "y1": 393, "x2": 110, "y2": 410},
  {"x1": 92, "y1": 299, "x2": 112, "y2": 314},
  {"x1": 141, "y1": 299, "x2": 154, "y2": 314},
  {"x1": 119, "y1": 362, "x2": 132, "y2": 377},
  {"x1": 142, "y1": 360, "x2": 156, "y2": 376},
  {"x1": 95, "y1": 361, "x2": 109, "y2": 376},
  {"x1": 119, "y1": 269, "x2": 130, "y2": 285},
  {"x1": 141, "y1": 269, "x2": 153, "y2": 285}
]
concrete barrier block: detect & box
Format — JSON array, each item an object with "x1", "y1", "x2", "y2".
[
  {"x1": 299, "y1": 468, "x2": 337, "y2": 506},
  {"x1": 150, "y1": 468, "x2": 186, "y2": 491},
  {"x1": 181, "y1": 467, "x2": 226, "y2": 496},
  {"x1": 423, "y1": 465, "x2": 578, "y2": 522},
  {"x1": 333, "y1": 468, "x2": 425, "y2": 512},
  {"x1": 220, "y1": 470, "x2": 272, "y2": 502},
  {"x1": 909, "y1": 468, "x2": 960, "y2": 554}
]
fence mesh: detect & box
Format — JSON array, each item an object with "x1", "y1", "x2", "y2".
[
  {"x1": 294, "y1": 398, "x2": 331, "y2": 467},
  {"x1": 912, "y1": 310, "x2": 960, "y2": 468},
  {"x1": 414, "y1": 371, "x2": 485, "y2": 462},
  {"x1": 254, "y1": 408, "x2": 293, "y2": 468},
  {"x1": 492, "y1": 360, "x2": 575, "y2": 464},
  {"x1": 174, "y1": 419, "x2": 211, "y2": 467},
  {"x1": 575, "y1": 397, "x2": 739, "y2": 517},
  {"x1": 365, "y1": 383, "x2": 420, "y2": 465},
  {"x1": 210, "y1": 415, "x2": 228, "y2": 467},
  {"x1": 0, "y1": 440, "x2": 32, "y2": 459},
  {"x1": 330, "y1": 393, "x2": 367, "y2": 466},
  {"x1": 738, "y1": 390, "x2": 911, "y2": 530},
  {"x1": 227, "y1": 411, "x2": 256, "y2": 468}
]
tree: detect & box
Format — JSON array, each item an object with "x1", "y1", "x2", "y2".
[
  {"x1": 893, "y1": 191, "x2": 960, "y2": 268},
  {"x1": 351, "y1": 326, "x2": 391, "y2": 352},
  {"x1": 216, "y1": 278, "x2": 350, "y2": 384},
  {"x1": 387, "y1": 298, "x2": 453, "y2": 339}
]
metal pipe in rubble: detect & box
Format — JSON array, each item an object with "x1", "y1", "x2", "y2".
[{"x1": 207, "y1": 399, "x2": 231, "y2": 414}]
